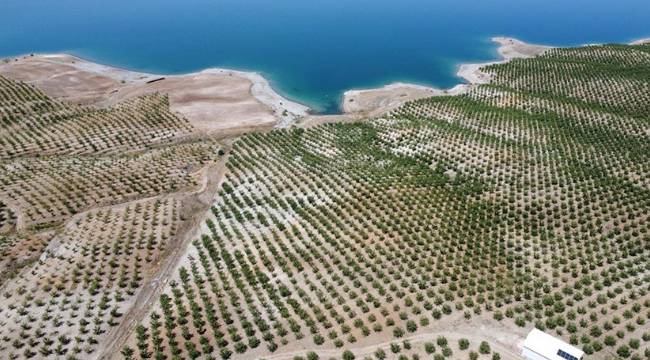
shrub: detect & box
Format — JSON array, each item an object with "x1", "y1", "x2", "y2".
[
  {"x1": 314, "y1": 335, "x2": 325, "y2": 345},
  {"x1": 406, "y1": 320, "x2": 417, "y2": 333},
  {"x1": 493, "y1": 311, "x2": 504, "y2": 321},
  {"x1": 604, "y1": 336, "x2": 616, "y2": 346},
  {"x1": 342, "y1": 350, "x2": 355, "y2": 360},
  {"x1": 442, "y1": 346, "x2": 452, "y2": 357},
  {"x1": 479, "y1": 341, "x2": 491, "y2": 354},
  {"x1": 220, "y1": 348, "x2": 232, "y2": 359},
  {"x1": 121, "y1": 347, "x2": 135, "y2": 360},
  {"x1": 437, "y1": 336, "x2": 448, "y2": 347},
  {"x1": 592, "y1": 341, "x2": 602, "y2": 352},
  {"x1": 617, "y1": 345, "x2": 630, "y2": 358},
  {"x1": 458, "y1": 339, "x2": 469, "y2": 350}
]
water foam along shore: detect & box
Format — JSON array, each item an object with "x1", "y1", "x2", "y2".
[
  {"x1": 0, "y1": 53, "x2": 310, "y2": 135},
  {"x1": 341, "y1": 37, "x2": 552, "y2": 117}
]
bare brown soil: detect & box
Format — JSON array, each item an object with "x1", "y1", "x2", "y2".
[{"x1": 0, "y1": 55, "x2": 307, "y2": 136}]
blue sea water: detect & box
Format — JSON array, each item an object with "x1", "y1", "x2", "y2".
[{"x1": 1, "y1": 0, "x2": 648, "y2": 113}]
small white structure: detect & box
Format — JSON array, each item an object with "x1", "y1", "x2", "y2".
[{"x1": 521, "y1": 329, "x2": 584, "y2": 360}]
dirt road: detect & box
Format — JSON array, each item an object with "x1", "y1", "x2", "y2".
[
  {"x1": 260, "y1": 329, "x2": 523, "y2": 360},
  {"x1": 96, "y1": 141, "x2": 232, "y2": 359}
]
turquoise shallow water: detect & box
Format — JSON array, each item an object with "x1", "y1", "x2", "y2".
[{"x1": 1, "y1": 0, "x2": 649, "y2": 113}]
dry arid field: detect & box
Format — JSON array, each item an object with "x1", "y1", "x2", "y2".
[{"x1": 1, "y1": 41, "x2": 649, "y2": 360}]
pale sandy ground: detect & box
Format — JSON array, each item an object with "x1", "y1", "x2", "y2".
[
  {"x1": 0, "y1": 54, "x2": 309, "y2": 136},
  {"x1": 457, "y1": 37, "x2": 551, "y2": 84},
  {"x1": 340, "y1": 37, "x2": 551, "y2": 118},
  {"x1": 341, "y1": 82, "x2": 468, "y2": 116},
  {"x1": 258, "y1": 318, "x2": 529, "y2": 360}
]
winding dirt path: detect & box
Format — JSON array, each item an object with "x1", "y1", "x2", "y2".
[
  {"x1": 96, "y1": 141, "x2": 233, "y2": 359},
  {"x1": 260, "y1": 330, "x2": 523, "y2": 360}
]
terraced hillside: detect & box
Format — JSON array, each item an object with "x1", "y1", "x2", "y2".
[
  {"x1": 1, "y1": 198, "x2": 181, "y2": 354},
  {"x1": 0, "y1": 75, "x2": 195, "y2": 159},
  {"x1": 1, "y1": 141, "x2": 218, "y2": 229},
  {"x1": 124, "y1": 44, "x2": 650, "y2": 360},
  {"x1": 0, "y1": 75, "x2": 225, "y2": 358}
]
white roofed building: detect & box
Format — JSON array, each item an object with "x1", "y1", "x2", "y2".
[{"x1": 521, "y1": 329, "x2": 585, "y2": 360}]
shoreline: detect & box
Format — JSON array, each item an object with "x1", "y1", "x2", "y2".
[
  {"x1": 630, "y1": 37, "x2": 650, "y2": 45},
  {"x1": 0, "y1": 53, "x2": 310, "y2": 135},
  {"x1": 341, "y1": 37, "x2": 552, "y2": 116},
  {"x1": 0, "y1": 36, "x2": 551, "y2": 125},
  {"x1": 456, "y1": 37, "x2": 552, "y2": 84},
  {"x1": 46, "y1": 53, "x2": 314, "y2": 119},
  {"x1": 2, "y1": 35, "x2": 643, "y2": 129}
]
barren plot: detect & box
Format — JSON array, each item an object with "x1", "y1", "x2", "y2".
[
  {"x1": 0, "y1": 75, "x2": 195, "y2": 160},
  {"x1": 126, "y1": 43, "x2": 650, "y2": 360}
]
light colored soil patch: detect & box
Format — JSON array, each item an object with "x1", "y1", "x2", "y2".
[
  {"x1": 492, "y1": 37, "x2": 552, "y2": 60},
  {"x1": 107, "y1": 71, "x2": 279, "y2": 134},
  {"x1": 342, "y1": 37, "x2": 551, "y2": 117},
  {"x1": 342, "y1": 83, "x2": 468, "y2": 117},
  {"x1": 457, "y1": 37, "x2": 552, "y2": 85},
  {"x1": 259, "y1": 315, "x2": 528, "y2": 360},
  {"x1": 630, "y1": 38, "x2": 650, "y2": 45},
  {"x1": 0, "y1": 54, "x2": 309, "y2": 136},
  {"x1": 298, "y1": 114, "x2": 361, "y2": 128},
  {"x1": 0, "y1": 55, "x2": 123, "y2": 105}
]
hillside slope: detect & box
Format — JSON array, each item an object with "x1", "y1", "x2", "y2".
[
  {"x1": 123, "y1": 44, "x2": 650, "y2": 360},
  {"x1": 0, "y1": 42, "x2": 649, "y2": 360}
]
